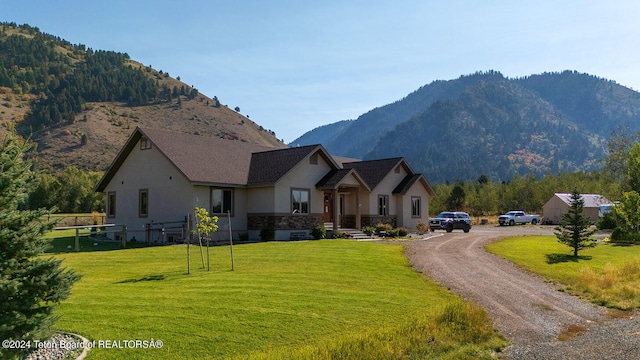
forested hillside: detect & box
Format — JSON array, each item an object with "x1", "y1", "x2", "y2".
[
  {"x1": 0, "y1": 22, "x2": 284, "y2": 172},
  {"x1": 292, "y1": 70, "x2": 640, "y2": 183}
]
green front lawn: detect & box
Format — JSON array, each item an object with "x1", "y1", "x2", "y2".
[
  {"x1": 486, "y1": 236, "x2": 640, "y2": 310},
  {"x1": 52, "y1": 240, "x2": 505, "y2": 359}
]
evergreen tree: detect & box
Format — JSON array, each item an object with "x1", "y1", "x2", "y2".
[
  {"x1": 554, "y1": 189, "x2": 596, "y2": 257},
  {"x1": 0, "y1": 131, "x2": 81, "y2": 359}
]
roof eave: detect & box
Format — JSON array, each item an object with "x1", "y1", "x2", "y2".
[{"x1": 95, "y1": 127, "x2": 144, "y2": 192}]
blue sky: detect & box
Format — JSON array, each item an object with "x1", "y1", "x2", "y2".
[{"x1": 3, "y1": 1, "x2": 640, "y2": 142}]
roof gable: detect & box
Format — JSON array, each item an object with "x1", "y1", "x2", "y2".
[
  {"x1": 316, "y1": 169, "x2": 371, "y2": 191},
  {"x1": 247, "y1": 145, "x2": 339, "y2": 186},
  {"x1": 342, "y1": 158, "x2": 409, "y2": 189},
  {"x1": 393, "y1": 174, "x2": 436, "y2": 197},
  {"x1": 96, "y1": 127, "x2": 276, "y2": 192}
]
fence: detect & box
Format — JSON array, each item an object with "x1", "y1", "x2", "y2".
[
  {"x1": 52, "y1": 224, "x2": 125, "y2": 251},
  {"x1": 46, "y1": 213, "x2": 106, "y2": 227}
]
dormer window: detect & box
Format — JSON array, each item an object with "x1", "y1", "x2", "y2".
[{"x1": 140, "y1": 137, "x2": 151, "y2": 150}]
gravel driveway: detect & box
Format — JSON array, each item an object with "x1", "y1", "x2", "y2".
[{"x1": 403, "y1": 225, "x2": 640, "y2": 359}]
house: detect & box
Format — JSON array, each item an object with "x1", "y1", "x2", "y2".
[
  {"x1": 95, "y1": 127, "x2": 436, "y2": 242},
  {"x1": 542, "y1": 193, "x2": 613, "y2": 224}
]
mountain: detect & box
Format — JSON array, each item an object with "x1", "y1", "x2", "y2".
[
  {"x1": 291, "y1": 70, "x2": 640, "y2": 183},
  {"x1": 0, "y1": 22, "x2": 285, "y2": 173},
  {"x1": 289, "y1": 120, "x2": 354, "y2": 148}
]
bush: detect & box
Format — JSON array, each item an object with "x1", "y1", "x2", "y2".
[
  {"x1": 597, "y1": 212, "x2": 617, "y2": 230},
  {"x1": 611, "y1": 229, "x2": 640, "y2": 243},
  {"x1": 375, "y1": 223, "x2": 392, "y2": 233},
  {"x1": 362, "y1": 226, "x2": 375, "y2": 236},
  {"x1": 415, "y1": 222, "x2": 429, "y2": 235},
  {"x1": 387, "y1": 228, "x2": 400, "y2": 237},
  {"x1": 260, "y1": 227, "x2": 275, "y2": 241},
  {"x1": 332, "y1": 231, "x2": 349, "y2": 239},
  {"x1": 311, "y1": 225, "x2": 326, "y2": 239},
  {"x1": 238, "y1": 233, "x2": 249, "y2": 242},
  {"x1": 397, "y1": 227, "x2": 408, "y2": 237}
]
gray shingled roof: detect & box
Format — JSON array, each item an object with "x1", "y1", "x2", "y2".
[
  {"x1": 315, "y1": 169, "x2": 371, "y2": 191},
  {"x1": 342, "y1": 158, "x2": 406, "y2": 189},
  {"x1": 96, "y1": 128, "x2": 436, "y2": 199},
  {"x1": 246, "y1": 145, "x2": 325, "y2": 186},
  {"x1": 554, "y1": 193, "x2": 613, "y2": 208},
  {"x1": 393, "y1": 174, "x2": 437, "y2": 197},
  {"x1": 96, "y1": 127, "x2": 276, "y2": 191}
]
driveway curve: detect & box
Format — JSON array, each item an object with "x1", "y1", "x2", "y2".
[{"x1": 403, "y1": 225, "x2": 640, "y2": 359}]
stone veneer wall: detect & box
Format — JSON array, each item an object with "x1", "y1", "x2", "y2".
[
  {"x1": 361, "y1": 215, "x2": 397, "y2": 228},
  {"x1": 340, "y1": 215, "x2": 397, "y2": 229},
  {"x1": 248, "y1": 213, "x2": 323, "y2": 230}
]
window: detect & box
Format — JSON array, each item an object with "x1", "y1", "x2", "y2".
[
  {"x1": 139, "y1": 189, "x2": 148, "y2": 218},
  {"x1": 378, "y1": 195, "x2": 389, "y2": 216},
  {"x1": 140, "y1": 137, "x2": 151, "y2": 150},
  {"x1": 107, "y1": 192, "x2": 116, "y2": 218},
  {"x1": 309, "y1": 153, "x2": 318, "y2": 165},
  {"x1": 211, "y1": 188, "x2": 233, "y2": 215},
  {"x1": 292, "y1": 189, "x2": 309, "y2": 214},
  {"x1": 411, "y1": 196, "x2": 421, "y2": 217}
]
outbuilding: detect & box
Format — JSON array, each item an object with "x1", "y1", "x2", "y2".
[{"x1": 542, "y1": 193, "x2": 612, "y2": 224}]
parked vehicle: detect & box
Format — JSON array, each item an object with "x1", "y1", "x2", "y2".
[
  {"x1": 429, "y1": 211, "x2": 472, "y2": 233},
  {"x1": 498, "y1": 211, "x2": 540, "y2": 226},
  {"x1": 598, "y1": 203, "x2": 615, "y2": 217}
]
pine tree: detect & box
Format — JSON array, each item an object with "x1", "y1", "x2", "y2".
[
  {"x1": 554, "y1": 189, "x2": 596, "y2": 257},
  {"x1": 0, "y1": 131, "x2": 81, "y2": 359}
]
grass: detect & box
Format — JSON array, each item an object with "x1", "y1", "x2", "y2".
[
  {"x1": 486, "y1": 235, "x2": 640, "y2": 310},
  {"x1": 50, "y1": 239, "x2": 506, "y2": 359}
]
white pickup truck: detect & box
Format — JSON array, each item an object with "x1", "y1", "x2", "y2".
[{"x1": 498, "y1": 211, "x2": 541, "y2": 226}]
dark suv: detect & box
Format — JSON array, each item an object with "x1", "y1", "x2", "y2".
[{"x1": 429, "y1": 212, "x2": 472, "y2": 233}]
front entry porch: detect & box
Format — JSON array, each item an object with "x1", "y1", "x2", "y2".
[{"x1": 323, "y1": 187, "x2": 362, "y2": 234}]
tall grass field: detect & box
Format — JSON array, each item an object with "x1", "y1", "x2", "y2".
[
  {"x1": 486, "y1": 236, "x2": 640, "y2": 310},
  {"x1": 50, "y1": 239, "x2": 505, "y2": 359}
]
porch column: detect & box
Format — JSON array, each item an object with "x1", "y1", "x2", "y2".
[
  {"x1": 332, "y1": 189, "x2": 339, "y2": 232},
  {"x1": 355, "y1": 189, "x2": 361, "y2": 229}
]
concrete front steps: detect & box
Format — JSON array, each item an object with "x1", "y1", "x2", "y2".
[{"x1": 324, "y1": 223, "x2": 372, "y2": 240}]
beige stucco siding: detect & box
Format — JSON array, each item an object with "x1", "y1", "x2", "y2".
[
  {"x1": 368, "y1": 165, "x2": 408, "y2": 214},
  {"x1": 274, "y1": 153, "x2": 333, "y2": 214},
  {"x1": 398, "y1": 184, "x2": 430, "y2": 230},
  {"x1": 104, "y1": 139, "x2": 193, "y2": 240},
  {"x1": 246, "y1": 187, "x2": 275, "y2": 213}
]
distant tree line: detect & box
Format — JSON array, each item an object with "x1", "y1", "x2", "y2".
[
  {"x1": 27, "y1": 166, "x2": 104, "y2": 214},
  {"x1": 430, "y1": 127, "x2": 635, "y2": 217},
  {"x1": 429, "y1": 171, "x2": 621, "y2": 218}
]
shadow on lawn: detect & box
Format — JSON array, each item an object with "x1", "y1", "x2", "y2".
[
  {"x1": 546, "y1": 253, "x2": 592, "y2": 264},
  {"x1": 46, "y1": 237, "x2": 150, "y2": 254},
  {"x1": 116, "y1": 275, "x2": 166, "y2": 283}
]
